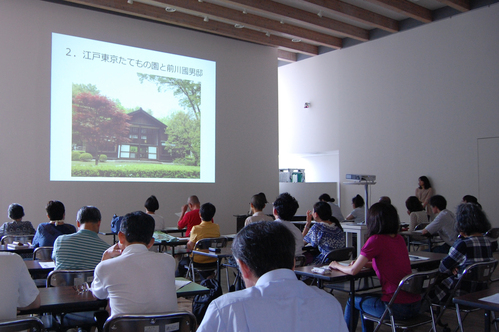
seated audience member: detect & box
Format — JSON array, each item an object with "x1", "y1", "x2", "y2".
[
  {"x1": 145, "y1": 195, "x2": 165, "y2": 230},
  {"x1": 92, "y1": 211, "x2": 177, "y2": 317},
  {"x1": 462, "y1": 195, "x2": 482, "y2": 209},
  {"x1": 422, "y1": 195, "x2": 458, "y2": 253},
  {"x1": 345, "y1": 194, "x2": 365, "y2": 223},
  {"x1": 430, "y1": 203, "x2": 494, "y2": 304},
  {"x1": 52, "y1": 206, "x2": 110, "y2": 270},
  {"x1": 244, "y1": 193, "x2": 273, "y2": 226},
  {"x1": 329, "y1": 203, "x2": 421, "y2": 332},
  {"x1": 32, "y1": 200, "x2": 76, "y2": 247},
  {"x1": 197, "y1": 221, "x2": 348, "y2": 332},
  {"x1": 379, "y1": 196, "x2": 392, "y2": 204},
  {"x1": 178, "y1": 195, "x2": 204, "y2": 236},
  {"x1": 0, "y1": 203, "x2": 36, "y2": 238},
  {"x1": 405, "y1": 196, "x2": 427, "y2": 231},
  {"x1": 303, "y1": 201, "x2": 346, "y2": 265},
  {"x1": 176, "y1": 202, "x2": 221, "y2": 278},
  {"x1": 0, "y1": 252, "x2": 40, "y2": 320},
  {"x1": 272, "y1": 192, "x2": 303, "y2": 256},
  {"x1": 319, "y1": 193, "x2": 345, "y2": 221}
]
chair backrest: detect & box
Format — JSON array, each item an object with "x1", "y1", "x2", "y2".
[
  {"x1": 414, "y1": 223, "x2": 429, "y2": 231},
  {"x1": 458, "y1": 260, "x2": 498, "y2": 285},
  {"x1": 485, "y1": 228, "x2": 499, "y2": 240},
  {"x1": 194, "y1": 237, "x2": 228, "y2": 250},
  {"x1": 1, "y1": 234, "x2": 34, "y2": 245},
  {"x1": 0, "y1": 317, "x2": 44, "y2": 331},
  {"x1": 47, "y1": 269, "x2": 94, "y2": 287},
  {"x1": 325, "y1": 247, "x2": 355, "y2": 263},
  {"x1": 387, "y1": 269, "x2": 440, "y2": 306},
  {"x1": 295, "y1": 255, "x2": 306, "y2": 267},
  {"x1": 33, "y1": 246, "x2": 53, "y2": 261},
  {"x1": 103, "y1": 312, "x2": 197, "y2": 332}
]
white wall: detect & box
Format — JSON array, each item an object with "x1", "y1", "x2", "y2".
[
  {"x1": 279, "y1": 3, "x2": 499, "y2": 225},
  {"x1": 0, "y1": 0, "x2": 279, "y2": 235}
]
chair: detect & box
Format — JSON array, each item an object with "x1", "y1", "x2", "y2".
[
  {"x1": 295, "y1": 255, "x2": 306, "y2": 267},
  {"x1": 33, "y1": 246, "x2": 53, "y2": 261},
  {"x1": 362, "y1": 269, "x2": 440, "y2": 332},
  {"x1": 46, "y1": 269, "x2": 94, "y2": 287},
  {"x1": 1, "y1": 234, "x2": 34, "y2": 245},
  {"x1": 432, "y1": 260, "x2": 498, "y2": 332},
  {"x1": 186, "y1": 237, "x2": 228, "y2": 282},
  {"x1": 0, "y1": 317, "x2": 45, "y2": 332},
  {"x1": 408, "y1": 223, "x2": 430, "y2": 251},
  {"x1": 322, "y1": 246, "x2": 355, "y2": 264},
  {"x1": 103, "y1": 312, "x2": 196, "y2": 332}
]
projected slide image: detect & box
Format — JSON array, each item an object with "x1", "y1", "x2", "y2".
[
  {"x1": 71, "y1": 76, "x2": 201, "y2": 179},
  {"x1": 51, "y1": 33, "x2": 216, "y2": 182}
]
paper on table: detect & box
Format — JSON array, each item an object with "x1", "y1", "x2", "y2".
[
  {"x1": 409, "y1": 255, "x2": 430, "y2": 261},
  {"x1": 175, "y1": 212, "x2": 182, "y2": 217},
  {"x1": 479, "y1": 293, "x2": 499, "y2": 304},
  {"x1": 338, "y1": 260, "x2": 354, "y2": 266},
  {"x1": 175, "y1": 279, "x2": 192, "y2": 291},
  {"x1": 38, "y1": 261, "x2": 55, "y2": 268}
]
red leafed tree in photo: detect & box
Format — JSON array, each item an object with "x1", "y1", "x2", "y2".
[{"x1": 72, "y1": 92, "x2": 130, "y2": 165}]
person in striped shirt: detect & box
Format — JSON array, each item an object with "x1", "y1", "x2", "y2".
[{"x1": 52, "y1": 206, "x2": 110, "y2": 270}]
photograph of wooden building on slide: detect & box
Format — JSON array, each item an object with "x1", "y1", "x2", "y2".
[{"x1": 71, "y1": 74, "x2": 201, "y2": 179}]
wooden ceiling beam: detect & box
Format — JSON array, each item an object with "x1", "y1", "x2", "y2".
[
  {"x1": 434, "y1": 0, "x2": 470, "y2": 12},
  {"x1": 154, "y1": 0, "x2": 342, "y2": 48},
  {"x1": 277, "y1": 49, "x2": 297, "y2": 62},
  {"x1": 362, "y1": 0, "x2": 432, "y2": 23},
  {"x1": 216, "y1": 0, "x2": 369, "y2": 41},
  {"x1": 303, "y1": 0, "x2": 399, "y2": 33},
  {"x1": 62, "y1": 0, "x2": 319, "y2": 55}
]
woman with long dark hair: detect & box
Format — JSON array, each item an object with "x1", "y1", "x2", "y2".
[{"x1": 416, "y1": 176, "x2": 434, "y2": 220}]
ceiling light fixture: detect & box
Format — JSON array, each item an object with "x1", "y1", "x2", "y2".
[
  {"x1": 291, "y1": 38, "x2": 301, "y2": 43},
  {"x1": 204, "y1": 16, "x2": 209, "y2": 22},
  {"x1": 165, "y1": 7, "x2": 176, "y2": 12},
  {"x1": 234, "y1": 24, "x2": 244, "y2": 29},
  {"x1": 317, "y1": 10, "x2": 323, "y2": 18},
  {"x1": 243, "y1": 9, "x2": 247, "y2": 14},
  {"x1": 266, "y1": 32, "x2": 270, "y2": 37},
  {"x1": 198, "y1": 0, "x2": 203, "y2": 2},
  {"x1": 127, "y1": 0, "x2": 133, "y2": 4},
  {"x1": 280, "y1": 19, "x2": 284, "y2": 24}
]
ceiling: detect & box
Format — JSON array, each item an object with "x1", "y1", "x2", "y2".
[{"x1": 50, "y1": 0, "x2": 490, "y2": 63}]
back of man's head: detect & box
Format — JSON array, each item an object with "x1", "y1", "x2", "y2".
[
  {"x1": 200, "y1": 202, "x2": 216, "y2": 221},
  {"x1": 273, "y1": 192, "x2": 299, "y2": 221},
  {"x1": 8, "y1": 203, "x2": 24, "y2": 220},
  {"x1": 429, "y1": 195, "x2": 447, "y2": 211},
  {"x1": 120, "y1": 211, "x2": 155, "y2": 245},
  {"x1": 188, "y1": 195, "x2": 200, "y2": 206},
  {"x1": 232, "y1": 221, "x2": 295, "y2": 278},
  {"x1": 76, "y1": 206, "x2": 101, "y2": 224},
  {"x1": 144, "y1": 195, "x2": 159, "y2": 212},
  {"x1": 251, "y1": 193, "x2": 268, "y2": 211}
]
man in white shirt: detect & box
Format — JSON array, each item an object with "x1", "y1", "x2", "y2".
[
  {"x1": 0, "y1": 252, "x2": 40, "y2": 320},
  {"x1": 422, "y1": 195, "x2": 458, "y2": 253},
  {"x1": 91, "y1": 211, "x2": 178, "y2": 317},
  {"x1": 197, "y1": 221, "x2": 348, "y2": 332},
  {"x1": 273, "y1": 192, "x2": 303, "y2": 256}
]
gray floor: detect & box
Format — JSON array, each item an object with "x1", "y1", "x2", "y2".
[{"x1": 178, "y1": 251, "x2": 499, "y2": 332}]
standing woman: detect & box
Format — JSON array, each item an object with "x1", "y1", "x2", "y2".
[
  {"x1": 329, "y1": 203, "x2": 421, "y2": 332},
  {"x1": 303, "y1": 201, "x2": 346, "y2": 265},
  {"x1": 415, "y1": 176, "x2": 434, "y2": 220}
]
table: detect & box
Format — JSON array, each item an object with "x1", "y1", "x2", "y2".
[
  {"x1": 453, "y1": 282, "x2": 499, "y2": 332},
  {"x1": 192, "y1": 247, "x2": 233, "y2": 287},
  {"x1": 98, "y1": 232, "x2": 118, "y2": 244},
  {"x1": 19, "y1": 278, "x2": 210, "y2": 316},
  {"x1": 160, "y1": 238, "x2": 189, "y2": 256},
  {"x1": 0, "y1": 244, "x2": 35, "y2": 255},
  {"x1": 162, "y1": 227, "x2": 187, "y2": 237},
  {"x1": 25, "y1": 260, "x2": 55, "y2": 274},
  {"x1": 341, "y1": 222, "x2": 368, "y2": 257},
  {"x1": 294, "y1": 251, "x2": 445, "y2": 331},
  {"x1": 400, "y1": 230, "x2": 433, "y2": 251}
]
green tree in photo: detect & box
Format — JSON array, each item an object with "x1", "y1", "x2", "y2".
[{"x1": 164, "y1": 111, "x2": 200, "y2": 166}]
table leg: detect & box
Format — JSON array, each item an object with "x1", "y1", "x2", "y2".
[
  {"x1": 356, "y1": 230, "x2": 362, "y2": 258},
  {"x1": 485, "y1": 309, "x2": 490, "y2": 332}
]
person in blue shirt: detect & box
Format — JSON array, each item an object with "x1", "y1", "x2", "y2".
[{"x1": 32, "y1": 200, "x2": 76, "y2": 247}]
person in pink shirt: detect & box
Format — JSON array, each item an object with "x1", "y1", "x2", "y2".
[{"x1": 329, "y1": 203, "x2": 421, "y2": 332}]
